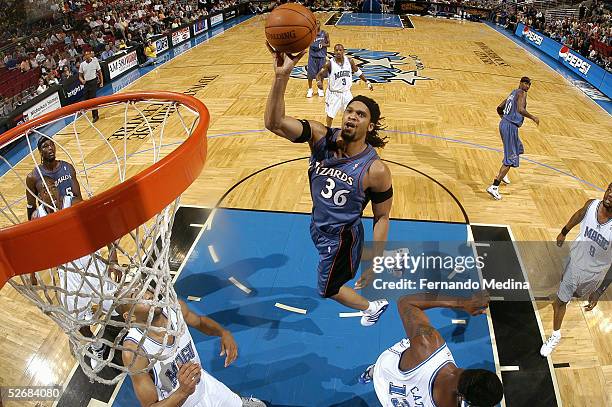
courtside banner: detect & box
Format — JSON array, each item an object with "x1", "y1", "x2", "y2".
[
  {"x1": 107, "y1": 50, "x2": 138, "y2": 80},
  {"x1": 210, "y1": 13, "x2": 224, "y2": 27},
  {"x1": 515, "y1": 23, "x2": 612, "y2": 98},
  {"x1": 171, "y1": 26, "x2": 191, "y2": 47},
  {"x1": 192, "y1": 18, "x2": 209, "y2": 35},
  {"x1": 224, "y1": 8, "x2": 236, "y2": 20},
  {"x1": 154, "y1": 34, "x2": 170, "y2": 54}
]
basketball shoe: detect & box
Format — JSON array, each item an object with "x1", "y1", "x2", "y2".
[
  {"x1": 241, "y1": 396, "x2": 267, "y2": 406},
  {"x1": 487, "y1": 185, "x2": 502, "y2": 200},
  {"x1": 361, "y1": 299, "x2": 389, "y2": 326},
  {"x1": 306, "y1": 89, "x2": 313, "y2": 98},
  {"x1": 540, "y1": 331, "x2": 561, "y2": 357},
  {"x1": 359, "y1": 364, "x2": 375, "y2": 384}
]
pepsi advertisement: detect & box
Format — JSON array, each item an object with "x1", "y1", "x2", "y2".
[{"x1": 515, "y1": 23, "x2": 612, "y2": 98}]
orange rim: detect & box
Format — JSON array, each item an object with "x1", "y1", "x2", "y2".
[{"x1": 0, "y1": 91, "x2": 209, "y2": 286}]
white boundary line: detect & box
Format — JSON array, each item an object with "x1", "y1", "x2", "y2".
[
  {"x1": 505, "y1": 225, "x2": 563, "y2": 406},
  {"x1": 467, "y1": 224, "x2": 506, "y2": 407}
]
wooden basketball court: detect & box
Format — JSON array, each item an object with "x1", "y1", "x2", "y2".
[{"x1": 0, "y1": 12, "x2": 610, "y2": 406}]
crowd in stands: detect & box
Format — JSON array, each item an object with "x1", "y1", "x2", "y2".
[
  {"x1": 0, "y1": 0, "x2": 238, "y2": 118},
  {"x1": 495, "y1": 1, "x2": 611, "y2": 72}
]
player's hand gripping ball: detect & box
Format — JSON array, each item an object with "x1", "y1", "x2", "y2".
[{"x1": 265, "y1": 4, "x2": 317, "y2": 53}]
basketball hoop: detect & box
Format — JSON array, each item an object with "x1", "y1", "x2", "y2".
[{"x1": 0, "y1": 91, "x2": 209, "y2": 384}]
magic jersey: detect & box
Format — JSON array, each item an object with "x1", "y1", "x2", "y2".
[
  {"x1": 309, "y1": 128, "x2": 379, "y2": 233},
  {"x1": 124, "y1": 309, "x2": 241, "y2": 407},
  {"x1": 569, "y1": 199, "x2": 612, "y2": 274},
  {"x1": 373, "y1": 339, "x2": 456, "y2": 407},
  {"x1": 501, "y1": 89, "x2": 525, "y2": 127},
  {"x1": 328, "y1": 56, "x2": 352, "y2": 93}
]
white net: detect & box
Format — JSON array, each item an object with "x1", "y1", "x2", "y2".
[{"x1": 0, "y1": 95, "x2": 204, "y2": 384}]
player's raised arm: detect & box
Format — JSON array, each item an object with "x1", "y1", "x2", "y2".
[
  {"x1": 264, "y1": 43, "x2": 327, "y2": 145},
  {"x1": 557, "y1": 199, "x2": 594, "y2": 247}
]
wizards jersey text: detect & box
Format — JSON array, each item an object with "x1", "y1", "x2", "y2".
[{"x1": 309, "y1": 128, "x2": 379, "y2": 233}]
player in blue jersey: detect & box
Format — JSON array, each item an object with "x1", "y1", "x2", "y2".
[
  {"x1": 25, "y1": 137, "x2": 83, "y2": 220},
  {"x1": 25, "y1": 136, "x2": 83, "y2": 285},
  {"x1": 306, "y1": 20, "x2": 330, "y2": 98},
  {"x1": 487, "y1": 77, "x2": 539, "y2": 200},
  {"x1": 264, "y1": 43, "x2": 392, "y2": 326}
]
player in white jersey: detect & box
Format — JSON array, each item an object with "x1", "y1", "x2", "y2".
[
  {"x1": 121, "y1": 288, "x2": 266, "y2": 407},
  {"x1": 315, "y1": 43, "x2": 373, "y2": 127},
  {"x1": 540, "y1": 182, "x2": 612, "y2": 357},
  {"x1": 359, "y1": 293, "x2": 504, "y2": 407}
]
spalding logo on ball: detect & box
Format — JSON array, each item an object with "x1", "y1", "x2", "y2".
[{"x1": 265, "y1": 4, "x2": 318, "y2": 53}]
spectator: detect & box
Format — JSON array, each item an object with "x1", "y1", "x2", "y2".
[
  {"x1": 140, "y1": 39, "x2": 157, "y2": 67},
  {"x1": 101, "y1": 44, "x2": 114, "y2": 60}
]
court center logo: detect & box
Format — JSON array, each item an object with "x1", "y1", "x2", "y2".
[{"x1": 291, "y1": 49, "x2": 432, "y2": 85}]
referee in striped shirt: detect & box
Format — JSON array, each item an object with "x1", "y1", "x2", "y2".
[{"x1": 79, "y1": 51, "x2": 103, "y2": 122}]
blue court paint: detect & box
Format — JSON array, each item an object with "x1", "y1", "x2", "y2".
[
  {"x1": 336, "y1": 13, "x2": 403, "y2": 28},
  {"x1": 113, "y1": 209, "x2": 496, "y2": 406},
  {"x1": 485, "y1": 22, "x2": 612, "y2": 115}
]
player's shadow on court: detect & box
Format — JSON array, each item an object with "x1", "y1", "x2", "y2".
[
  {"x1": 190, "y1": 296, "x2": 324, "y2": 341},
  {"x1": 174, "y1": 254, "x2": 290, "y2": 297},
  {"x1": 226, "y1": 352, "x2": 378, "y2": 407}
]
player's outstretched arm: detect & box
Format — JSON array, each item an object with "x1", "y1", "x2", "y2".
[
  {"x1": 517, "y1": 89, "x2": 539, "y2": 125},
  {"x1": 398, "y1": 292, "x2": 489, "y2": 338},
  {"x1": 557, "y1": 199, "x2": 594, "y2": 246},
  {"x1": 264, "y1": 42, "x2": 327, "y2": 145},
  {"x1": 123, "y1": 342, "x2": 198, "y2": 407},
  {"x1": 179, "y1": 300, "x2": 238, "y2": 367}
]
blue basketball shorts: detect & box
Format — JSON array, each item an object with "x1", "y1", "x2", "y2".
[
  {"x1": 310, "y1": 221, "x2": 364, "y2": 298},
  {"x1": 499, "y1": 119, "x2": 524, "y2": 167},
  {"x1": 307, "y1": 56, "x2": 327, "y2": 80}
]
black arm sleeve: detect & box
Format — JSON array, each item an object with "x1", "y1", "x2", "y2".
[
  {"x1": 292, "y1": 119, "x2": 312, "y2": 143},
  {"x1": 367, "y1": 186, "x2": 393, "y2": 204}
]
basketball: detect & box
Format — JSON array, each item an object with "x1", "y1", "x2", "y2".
[{"x1": 265, "y1": 4, "x2": 317, "y2": 53}]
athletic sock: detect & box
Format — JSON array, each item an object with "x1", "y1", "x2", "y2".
[
  {"x1": 493, "y1": 179, "x2": 501, "y2": 187},
  {"x1": 552, "y1": 330, "x2": 561, "y2": 338}
]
